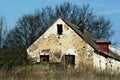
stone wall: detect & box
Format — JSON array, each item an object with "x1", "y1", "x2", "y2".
[
  {"x1": 27, "y1": 19, "x2": 94, "y2": 68},
  {"x1": 93, "y1": 52, "x2": 120, "y2": 73}
]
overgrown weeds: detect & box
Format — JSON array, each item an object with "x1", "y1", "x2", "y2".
[{"x1": 0, "y1": 63, "x2": 120, "y2": 80}]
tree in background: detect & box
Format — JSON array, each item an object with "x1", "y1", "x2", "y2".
[
  {"x1": 0, "y1": 17, "x2": 7, "y2": 49},
  {"x1": 92, "y1": 16, "x2": 113, "y2": 39},
  {"x1": 55, "y1": 2, "x2": 81, "y2": 24},
  {"x1": 77, "y1": 5, "x2": 113, "y2": 39},
  {"x1": 4, "y1": 2, "x2": 114, "y2": 48},
  {"x1": 4, "y1": 14, "x2": 43, "y2": 48},
  {"x1": 53, "y1": 3, "x2": 113, "y2": 39}
]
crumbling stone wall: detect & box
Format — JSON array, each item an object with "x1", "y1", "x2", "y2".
[
  {"x1": 27, "y1": 19, "x2": 95, "y2": 68},
  {"x1": 93, "y1": 52, "x2": 120, "y2": 73}
]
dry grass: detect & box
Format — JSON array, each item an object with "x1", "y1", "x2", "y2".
[{"x1": 0, "y1": 63, "x2": 120, "y2": 80}]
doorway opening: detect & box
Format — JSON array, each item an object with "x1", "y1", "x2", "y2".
[{"x1": 65, "y1": 55, "x2": 75, "y2": 65}]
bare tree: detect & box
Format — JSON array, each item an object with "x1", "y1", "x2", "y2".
[
  {"x1": 4, "y1": 14, "x2": 45, "y2": 48},
  {"x1": 4, "y1": 7, "x2": 55, "y2": 48},
  {"x1": 92, "y1": 16, "x2": 113, "y2": 39},
  {"x1": 55, "y1": 3, "x2": 113, "y2": 39},
  {"x1": 77, "y1": 5, "x2": 113, "y2": 39},
  {"x1": 4, "y1": 2, "x2": 114, "y2": 48},
  {"x1": 55, "y1": 2, "x2": 81, "y2": 24},
  {"x1": 0, "y1": 17, "x2": 7, "y2": 48}
]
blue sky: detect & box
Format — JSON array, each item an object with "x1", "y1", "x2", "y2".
[{"x1": 0, "y1": 0, "x2": 120, "y2": 47}]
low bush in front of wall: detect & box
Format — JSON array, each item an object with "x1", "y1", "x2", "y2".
[{"x1": 0, "y1": 48, "x2": 27, "y2": 70}]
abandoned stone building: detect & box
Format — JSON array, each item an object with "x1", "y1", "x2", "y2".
[{"x1": 27, "y1": 18, "x2": 120, "y2": 72}]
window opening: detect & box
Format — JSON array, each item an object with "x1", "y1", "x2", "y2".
[
  {"x1": 40, "y1": 55, "x2": 49, "y2": 62},
  {"x1": 57, "y1": 24, "x2": 63, "y2": 35}
]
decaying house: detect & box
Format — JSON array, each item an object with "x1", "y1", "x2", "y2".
[{"x1": 27, "y1": 18, "x2": 120, "y2": 72}]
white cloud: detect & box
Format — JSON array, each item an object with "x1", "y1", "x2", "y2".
[{"x1": 109, "y1": 45, "x2": 120, "y2": 56}]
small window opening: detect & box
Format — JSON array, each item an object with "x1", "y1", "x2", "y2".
[
  {"x1": 99, "y1": 60, "x2": 101, "y2": 65},
  {"x1": 57, "y1": 24, "x2": 63, "y2": 35},
  {"x1": 106, "y1": 63, "x2": 107, "y2": 71},
  {"x1": 106, "y1": 63, "x2": 107, "y2": 67},
  {"x1": 117, "y1": 67, "x2": 119, "y2": 71},
  {"x1": 99, "y1": 60, "x2": 101, "y2": 70},
  {"x1": 40, "y1": 55, "x2": 49, "y2": 62}
]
